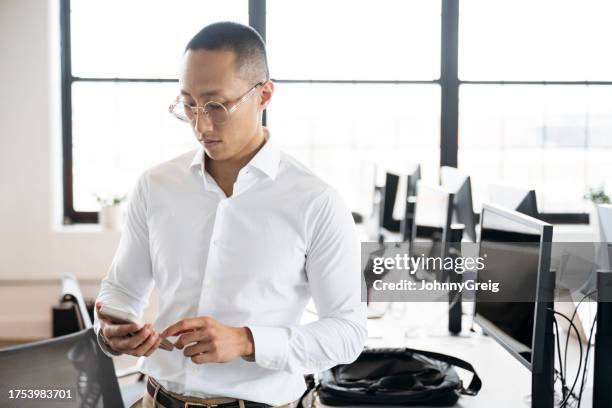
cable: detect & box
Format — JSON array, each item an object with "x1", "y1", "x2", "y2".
[
  {"x1": 553, "y1": 368, "x2": 582, "y2": 405},
  {"x1": 563, "y1": 290, "x2": 596, "y2": 380},
  {"x1": 553, "y1": 317, "x2": 568, "y2": 403},
  {"x1": 551, "y1": 310, "x2": 584, "y2": 408},
  {"x1": 577, "y1": 313, "x2": 598, "y2": 408}
]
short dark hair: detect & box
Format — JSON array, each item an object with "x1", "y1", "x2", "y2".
[{"x1": 185, "y1": 21, "x2": 269, "y2": 84}]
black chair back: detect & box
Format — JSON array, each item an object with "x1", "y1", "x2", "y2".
[{"x1": 0, "y1": 328, "x2": 124, "y2": 407}]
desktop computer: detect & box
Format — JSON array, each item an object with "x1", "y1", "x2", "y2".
[
  {"x1": 594, "y1": 204, "x2": 612, "y2": 408},
  {"x1": 410, "y1": 182, "x2": 460, "y2": 333},
  {"x1": 410, "y1": 182, "x2": 454, "y2": 261},
  {"x1": 474, "y1": 203, "x2": 555, "y2": 408},
  {"x1": 441, "y1": 166, "x2": 478, "y2": 243},
  {"x1": 379, "y1": 165, "x2": 421, "y2": 242}
]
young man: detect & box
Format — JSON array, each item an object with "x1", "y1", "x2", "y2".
[{"x1": 94, "y1": 22, "x2": 367, "y2": 408}]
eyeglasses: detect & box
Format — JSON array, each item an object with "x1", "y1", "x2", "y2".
[{"x1": 169, "y1": 82, "x2": 264, "y2": 125}]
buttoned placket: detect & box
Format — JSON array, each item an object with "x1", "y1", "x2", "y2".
[
  {"x1": 186, "y1": 167, "x2": 228, "y2": 385},
  {"x1": 198, "y1": 169, "x2": 226, "y2": 309}
]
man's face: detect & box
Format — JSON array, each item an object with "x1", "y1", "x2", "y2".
[{"x1": 179, "y1": 49, "x2": 270, "y2": 161}]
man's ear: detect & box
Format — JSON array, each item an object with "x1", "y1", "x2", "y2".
[{"x1": 259, "y1": 80, "x2": 274, "y2": 112}]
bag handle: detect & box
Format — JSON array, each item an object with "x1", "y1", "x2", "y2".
[{"x1": 401, "y1": 347, "x2": 482, "y2": 396}]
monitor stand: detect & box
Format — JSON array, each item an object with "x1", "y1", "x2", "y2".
[
  {"x1": 447, "y1": 226, "x2": 464, "y2": 335},
  {"x1": 532, "y1": 269, "x2": 555, "y2": 408}
]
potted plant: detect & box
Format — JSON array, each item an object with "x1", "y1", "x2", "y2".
[
  {"x1": 584, "y1": 185, "x2": 611, "y2": 233},
  {"x1": 584, "y1": 185, "x2": 611, "y2": 205},
  {"x1": 95, "y1": 194, "x2": 127, "y2": 230}
]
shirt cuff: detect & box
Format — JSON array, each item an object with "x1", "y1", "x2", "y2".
[
  {"x1": 247, "y1": 326, "x2": 289, "y2": 370},
  {"x1": 96, "y1": 327, "x2": 122, "y2": 357}
]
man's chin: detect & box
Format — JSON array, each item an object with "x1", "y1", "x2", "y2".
[{"x1": 203, "y1": 145, "x2": 229, "y2": 161}]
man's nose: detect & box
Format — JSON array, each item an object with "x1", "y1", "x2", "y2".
[{"x1": 194, "y1": 109, "x2": 214, "y2": 135}]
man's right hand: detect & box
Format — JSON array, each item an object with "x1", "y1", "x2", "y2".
[{"x1": 96, "y1": 302, "x2": 162, "y2": 357}]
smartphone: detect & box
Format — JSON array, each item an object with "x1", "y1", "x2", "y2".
[{"x1": 99, "y1": 305, "x2": 174, "y2": 351}]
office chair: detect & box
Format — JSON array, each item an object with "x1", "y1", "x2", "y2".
[
  {"x1": 0, "y1": 327, "x2": 125, "y2": 407},
  {"x1": 60, "y1": 273, "x2": 93, "y2": 330},
  {"x1": 59, "y1": 273, "x2": 147, "y2": 406}
]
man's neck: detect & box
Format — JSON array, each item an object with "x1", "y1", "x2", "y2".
[{"x1": 205, "y1": 127, "x2": 266, "y2": 197}]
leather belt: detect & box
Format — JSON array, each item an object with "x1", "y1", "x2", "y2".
[{"x1": 146, "y1": 378, "x2": 273, "y2": 408}]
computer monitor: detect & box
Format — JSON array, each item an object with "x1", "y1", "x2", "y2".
[
  {"x1": 409, "y1": 181, "x2": 460, "y2": 333},
  {"x1": 410, "y1": 181, "x2": 454, "y2": 260},
  {"x1": 594, "y1": 204, "x2": 612, "y2": 408},
  {"x1": 440, "y1": 166, "x2": 478, "y2": 242},
  {"x1": 488, "y1": 184, "x2": 539, "y2": 218},
  {"x1": 379, "y1": 165, "x2": 421, "y2": 236},
  {"x1": 474, "y1": 203, "x2": 554, "y2": 408}
]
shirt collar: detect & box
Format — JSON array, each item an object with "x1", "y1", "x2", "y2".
[{"x1": 189, "y1": 127, "x2": 280, "y2": 180}]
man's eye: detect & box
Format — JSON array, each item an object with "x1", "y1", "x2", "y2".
[{"x1": 207, "y1": 103, "x2": 225, "y2": 111}]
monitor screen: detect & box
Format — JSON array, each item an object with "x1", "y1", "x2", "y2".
[
  {"x1": 441, "y1": 166, "x2": 477, "y2": 242},
  {"x1": 410, "y1": 183, "x2": 453, "y2": 263},
  {"x1": 381, "y1": 165, "x2": 421, "y2": 233},
  {"x1": 474, "y1": 204, "x2": 551, "y2": 368}
]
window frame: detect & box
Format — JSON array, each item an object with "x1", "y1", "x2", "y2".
[{"x1": 61, "y1": 0, "x2": 598, "y2": 224}]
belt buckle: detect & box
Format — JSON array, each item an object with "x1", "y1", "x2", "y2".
[{"x1": 184, "y1": 403, "x2": 218, "y2": 408}]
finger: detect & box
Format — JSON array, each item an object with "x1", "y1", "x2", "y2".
[
  {"x1": 113, "y1": 325, "x2": 152, "y2": 350},
  {"x1": 175, "y1": 328, "x2": 213, "y2": 349},
  {"x1": 183, "y1": 341, "x2": 213, "y2": 357},
  {"x1": 103, "y1": 322, "x2": 144, "y2": 338},
  {"x1": 162, "y1": 317, "x2": 209, "y2": 338},
  {"x1": 172, "y1": 329, "x2": 197, "y2": 337},
  {"x1": 145, "y1": 335, "x2": 163, "y2": 357},
  {"x1": 132, "y1": 332, "x2": 159, "y2": 357},
  {"x1": 191, "y1": 351, "x2": 216, "y2": 364}
]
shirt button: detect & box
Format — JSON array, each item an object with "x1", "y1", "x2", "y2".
[{"x1": 213, "y1": 239, "x2": 219, "y2": 246}]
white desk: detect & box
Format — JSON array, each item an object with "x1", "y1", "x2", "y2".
[{"x1": 311, "y1": 302, "x2": 594, "y2": 408}]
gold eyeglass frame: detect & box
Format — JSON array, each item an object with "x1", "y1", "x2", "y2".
[{"x1": 169, "y1": 81, "x2": 264, "y2": 125}]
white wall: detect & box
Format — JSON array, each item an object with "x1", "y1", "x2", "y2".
[{"x1": 0, "y1": 0, "x2": 122, "y2": 339}]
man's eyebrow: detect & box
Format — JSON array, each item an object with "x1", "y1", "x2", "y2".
[{"x1": 180, "y1": 89, "x2": 225, "y2": 97}]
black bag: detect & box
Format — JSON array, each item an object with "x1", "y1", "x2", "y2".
[{"x1": 316, "y1": 347, "x2": 482, "y2": 406}]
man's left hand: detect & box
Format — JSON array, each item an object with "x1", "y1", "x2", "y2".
[{"x1": 161, "y1": 317, "x2": 255, "y2": 364}]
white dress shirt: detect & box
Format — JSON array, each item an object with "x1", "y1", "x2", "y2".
[{"x1": 94, "y1": 129, "x2": 367, "y2": 405}]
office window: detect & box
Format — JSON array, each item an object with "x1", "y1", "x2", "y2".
[
  {"x1": 268, "y1": 83, "x2": 440, "y2": 215},
  {"x1": 459, "y1": 0, "x2": 612, "y2": 81},
  {"x1": 460, "y1": 85, "x2": 612, "y2": 213},
  {"x1": 62, "y1": 0, "x2": 609, "y2": 223},
  {"x1": 266, "y1": 0, "x2": 441, "y2": 215},
  {"x1": 71, "y1": 82, "x2": 190, "y2": 211},
  {"x1": 266, "y1": 0, "x2": 440, "y2": 80},
  {"x1": 63, "y1": 0, "x2": 248, "y2": 217},
  {"x1": 459, "y1": 0, "x2": 612, "y2": 214}
]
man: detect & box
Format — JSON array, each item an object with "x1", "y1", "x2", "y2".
[{"x1": 94, "y1": 21, "x2": 367, "y2": 408}]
